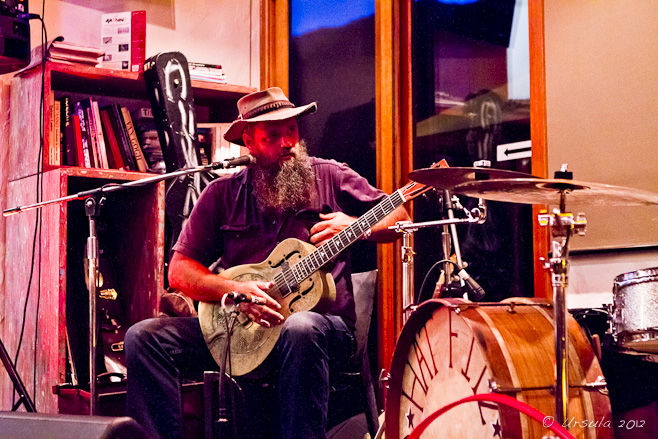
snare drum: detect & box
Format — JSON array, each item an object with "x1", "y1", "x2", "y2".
[
  {"x1": 385, "y1": 298, "x2": 612, "y2": 439},
  {"x1": 612, "y1": 267, "x2": 658, "y2": 353}
]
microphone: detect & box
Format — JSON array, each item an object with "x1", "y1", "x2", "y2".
[
  {"x1": 225, "y1": 291, "x2": 267, "y2": 305},
  {"x1": 456, "y1": 267, "x2": 486, "y2": 301},
  {"x1": 213, "y1": 154, "x2": 256, "y2": 169}
]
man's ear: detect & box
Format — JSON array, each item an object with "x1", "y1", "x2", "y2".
[{"x1": 242, "y1": 130, "x2": 253, "y2": 150}]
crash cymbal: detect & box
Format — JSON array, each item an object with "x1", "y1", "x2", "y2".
[
  {"x1": 409, "y1": 167, "x2": 537, "y2": 190},
  {"x1": 454, "y1": 178, "x2": 658, "y2": 207}
]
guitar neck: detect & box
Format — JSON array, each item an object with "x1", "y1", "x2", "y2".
[{"x1": 286, "y1": 190, "x2": 405, "y2": 285}]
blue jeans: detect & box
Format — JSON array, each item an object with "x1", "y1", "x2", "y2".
[{"x1": 125, "y1": 312, "x2": 355, "y2": 439}]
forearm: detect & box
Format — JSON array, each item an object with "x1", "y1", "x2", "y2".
[
  {"x1": 168, "y1": 251, "x2": 239, "y2": 303},
  {"x1": 368, "y1": 205, "x2": 411, "y2": 243}
]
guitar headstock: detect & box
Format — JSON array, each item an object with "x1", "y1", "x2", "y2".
[{"x1": 399, "y1": 159, "x2": 449, "y2": 202}]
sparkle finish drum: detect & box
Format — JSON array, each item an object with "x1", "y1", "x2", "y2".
[{"x1": 612, "y1": 267, "x2": 658, "y2": 353}]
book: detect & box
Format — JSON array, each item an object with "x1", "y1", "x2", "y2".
[
  {"x1": 58, "y1": 96, "x2": 76, "y2": 166},
  {"x1": 72, "y1": 114, "x2": 87, "y2": 167},
  {"x1": 74, "y1": 101, "x2": 93, "y2": 167},
  {"x1": 131, "y1": 107, "x2": 165, "y2": 173},
  {"x1": 80, "y1": 99, "x2": 102, "y2": 168},
  {"x1": 50, "y1": 96, "x2": 61, "y2": 166},
  {"x1": 100, "y1": 11, "x2": 146, "y2": 72},
  {"x1": 120, "y1": 107, "x2": 148, "y2": 172},
  {"x1": 91, "y1": 100, "x2": 109, "y2": 169},
  {"x1": 46, "y1": 39, "x2": 104, "y2": 67},
  {"x1": 103, "y1": 104, "x2": 137, "y2": 171},
  {"x1": 50, "y1": 40, "x2": 104, "y2": 58},
  {"x1": 99, "y1": 109, "x2": 126, "y2": 170},
  {"x1": 188, "y1": 61, "x2": 223, "y2": 70}
]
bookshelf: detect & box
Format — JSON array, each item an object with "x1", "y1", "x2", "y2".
[{"x1": 0, "y1": 61, "x2": 255, "y2": 413}]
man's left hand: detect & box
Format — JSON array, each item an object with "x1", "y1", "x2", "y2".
[{"x1": 309, "y1": 212, "x2": 356, "y2": 247}]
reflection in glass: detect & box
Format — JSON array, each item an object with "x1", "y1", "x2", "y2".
[
  {"x1": 289, "y1": 0, "x2": 377, "y2": 274},
  {"x1": 412, "y1": 0, "x2": 534, "y2": 302}
]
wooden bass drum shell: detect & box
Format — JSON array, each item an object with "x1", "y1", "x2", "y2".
[{"x1": 385, "y1": 298, "x2": 612, "y2": 439}]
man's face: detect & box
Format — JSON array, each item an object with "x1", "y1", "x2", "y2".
[{"x1": 243, "y1": 118, "x2": 300, "y2": 168}]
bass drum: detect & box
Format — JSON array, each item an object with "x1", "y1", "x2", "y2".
[{"x1": 385, "y1": 298, "x2": 612, "y2": 439}]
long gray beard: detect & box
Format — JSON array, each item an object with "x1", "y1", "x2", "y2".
[{"x1": 251, "y1": 142, "x2": 316, "y2": 213}]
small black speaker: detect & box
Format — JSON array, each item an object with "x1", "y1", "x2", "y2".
[
  {"x1": 0, "y1": 411, "x2": 152, "y2": 439},
  {"x1": 0, "y1": 13, "x2": 30, "y2": 73}
]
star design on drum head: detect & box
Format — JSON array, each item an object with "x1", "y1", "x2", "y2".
[
  {"x1": 405, "y1": 407, "x2": 415, "y2": 429},
  {"x1": 492, "y1": 418, "x2": 501, "y2": 437}
]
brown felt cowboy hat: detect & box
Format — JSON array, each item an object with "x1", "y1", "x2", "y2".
[{"x1": 224, "y1": 87, "x2": 317, "y2": 146}]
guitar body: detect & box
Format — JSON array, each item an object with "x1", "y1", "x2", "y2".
[{"x1": 198, "y1": 238, "x2": 336, "y2": 377}]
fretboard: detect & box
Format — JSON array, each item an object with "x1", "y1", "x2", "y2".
[{"x1": 274, "y1": 189, "x2": 405, "y2": 294}]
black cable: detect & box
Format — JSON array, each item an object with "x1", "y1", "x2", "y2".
[
  {"x1": 13, "y1": 8, "x2": 47, "y2": 409},
  {"x1": 32, "y1": 6, "x2": 47, "y2": 406},
  {"x1": 418, "y1": 259, "x2": 459, "y2": 303}
]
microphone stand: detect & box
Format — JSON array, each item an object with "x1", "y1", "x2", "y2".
[
  {"x1": 3, "y1": 159, "x2": 247, "y2": 415},
  {"x1": 390, "y1": 200, "x2": 486, "y2": 315}
]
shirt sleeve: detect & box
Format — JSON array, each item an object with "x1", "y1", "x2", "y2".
[
  {"x1": 172, "y1": 181, "x2": 224, "y2": 267},
  {"x1": 332, "y1": 161, "x2": 388, "y2": 216}
]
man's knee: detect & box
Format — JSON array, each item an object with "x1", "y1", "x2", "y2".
[
  {"x1": 280, "y1": 312, "x2": 324, "y2": 347},
  {"x1": 125, "y1": 318, "x2": 161, "y2": 353}
]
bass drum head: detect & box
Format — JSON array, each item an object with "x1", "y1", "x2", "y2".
[{"x1": 385, "y1": 298, "x2": 612, "y2": 439}]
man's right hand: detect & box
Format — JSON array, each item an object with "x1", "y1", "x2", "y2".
[{"x1": 230, "y1": 280, "x2": 284, "y2": 327}]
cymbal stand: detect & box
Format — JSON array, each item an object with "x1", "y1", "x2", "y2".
[
  {"x1": 390, "y1": 199, "x2": 486, "y2": 321},
  {"x1": 538, "y1": 194, "x2": 586, "y2": 427},
  {"x1": 399, "y1": 223, "x2": 417, "y2": 324},
  {"x1": 442, "y1": 190, "x2": 469, "y2": 294}
]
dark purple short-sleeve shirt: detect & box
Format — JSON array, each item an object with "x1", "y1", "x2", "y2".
[{"x1": 173, "y1": 157, "x2": 387, "y2": 328}]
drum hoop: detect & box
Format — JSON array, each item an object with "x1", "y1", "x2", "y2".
[{"x1": 613, "y1": 267, "x2": 658, "y2": 287}]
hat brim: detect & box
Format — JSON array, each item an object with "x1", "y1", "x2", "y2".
[{"x1": 223, "y1": 102, "x2": 317, "y2": 146}]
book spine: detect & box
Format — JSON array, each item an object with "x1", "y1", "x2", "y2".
[
  {"x1": 121, "y1": 107, "x2": 148, "y2": 172},
  {"x1": 108, "y1": 104, "x2": 137, "y2": 170},
  {"x1": 100, "y1": 108, "x2": 126, "y2": 170},
  {"x1": 59, "y1": 96, "x2": 75, "y2": 166},
  {"x1": 53, "y1": 99, "x2": 61, "y2": 166},
  {"x1": 91, "y1": 100, "x2": 109, "y2": 169},
  {"x1": 74, "y1": 102, "x2": 92, "y2": 168},
  {"x1": 130, "y1": 11, "x2": 146, "y2": 73},
  {"x1": 85, "y1": 105, "x2": 100, "y2": 167},
  {"x1": 188, "y1": 61, "x2": 223, "y2": 69},
  {"x1": 72, "y1": 114, "x2": 84, "y2": 167}
]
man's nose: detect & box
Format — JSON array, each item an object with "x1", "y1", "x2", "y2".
[{"x1": 279, "y1": 137, "x2": 294, "y2": 148}]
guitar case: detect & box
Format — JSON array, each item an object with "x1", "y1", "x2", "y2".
[{"x1": 143, "y1": 52, "x2": 216, "y2": 273}]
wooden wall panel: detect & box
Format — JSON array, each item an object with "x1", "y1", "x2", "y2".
[{"x1": 528, "y1": 0, "x2": 551, "y2": 300}]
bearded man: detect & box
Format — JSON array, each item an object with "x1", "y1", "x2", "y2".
[{"x1": 125, "y1": 87, "x2": 410, "y2": 439}]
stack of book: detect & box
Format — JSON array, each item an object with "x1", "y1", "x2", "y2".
[
  {"x1": 188, "y1": 62, "x2": 227, "y2": 84},
  {"x1": 48, "y1": 40, "x2": 104, "y2": 67},
  {"x1": 55, "y1": 96, "x2": 157, "y2": 173}
]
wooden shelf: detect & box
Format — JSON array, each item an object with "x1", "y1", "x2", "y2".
[{"x1": 0, "y1": 60, "x2": 254, "y2": 413}]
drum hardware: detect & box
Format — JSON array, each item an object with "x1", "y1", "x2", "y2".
[
  {"x1": 390, "y1": 199, "x2": 487, "y2": 319},
  {"x1": 488, "y1": 376, "x2": 608, "y2": 394},
  {"x1": 453, "y1": 163, "x2": 639, "y2": 429},
  {"x1": 611, "y1": 348, "x2": 658, "y2": 363},
  {"x1": 439, "y1": 300, "x2": 552, "y2": 314},
  {"x1": 538, "y1": 206, "x2": 587, "y2": 427},
  {"x1": 378, "y1": 369, "x2": 390, "y2": 387}
]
